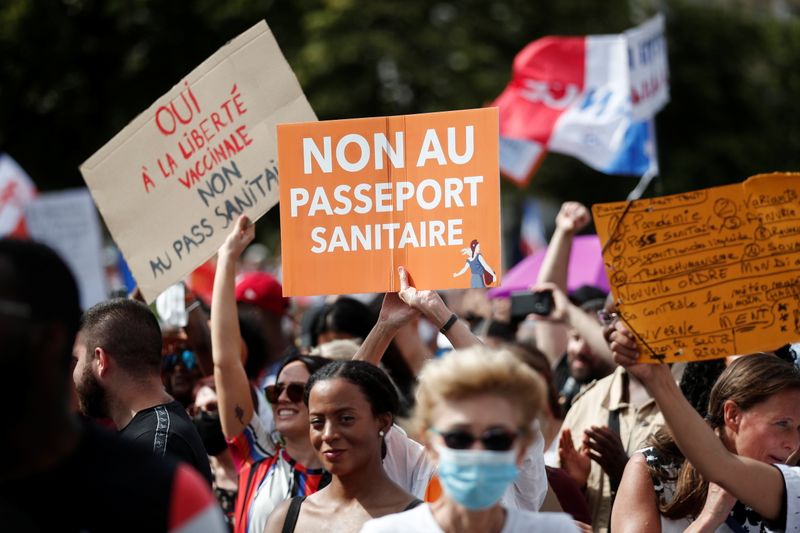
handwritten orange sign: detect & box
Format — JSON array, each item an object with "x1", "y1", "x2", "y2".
[
  {"x1": 594, "y1": 173, "x2": 800, "y2": 363},
  {"x1": 278, "y1": 108, "x2": 501, "y2": 296}
]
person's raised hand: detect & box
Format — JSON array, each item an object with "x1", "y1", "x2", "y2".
[
  {"x1": 220, "y1": 215, "x2": 255, "y2": 259},
  {"x1": 378, "y1": 291, "x2": 419, "y2": 331},
  {"x1": 583, "y1": 425, "x2": 628, "y2": 484},
  {"x1": 609, "y1": 320, "x2": 638, "y2": 361},
  {"x1": 397, "y1": 266, "x2": 445, "y2": 319},
  {"x1": 609, "y1": 319, "x2": 664, "y2": 384},
  {"x1": 696, "y1": 482, "x2": 737, "y2": 529},
  {"x1": 555, "y1": 201, "x2": 591, "y2": 234},
  {"x1": 529, "y1": 282, "x2": 570, "y2": 324},
  {"x1": 559, "y1": 428, "x2": 591, "y2": 488}
]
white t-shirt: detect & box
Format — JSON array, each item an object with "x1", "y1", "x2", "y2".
[
  {"x1": 776, "y1": 464, "x2": 800, "y2": 532},
  {"x1": 360, "y1": 504, "x2": 579, "y2": 532},
  {"x1": 381, "y1": 423, "x2": 548, "y2": 511}
]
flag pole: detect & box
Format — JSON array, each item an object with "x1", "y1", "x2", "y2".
[{"x1": 626, "y1": 119, "x2": 659, "y2": 200}]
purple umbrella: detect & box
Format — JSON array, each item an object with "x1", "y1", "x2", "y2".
[{"x1": 488, "y1": 234, "x2": 609, "y2": 298}]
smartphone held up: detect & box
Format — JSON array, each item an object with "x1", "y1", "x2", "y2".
[{"x1": 510, "y1": 290, "x2": 554, "y2": 319}]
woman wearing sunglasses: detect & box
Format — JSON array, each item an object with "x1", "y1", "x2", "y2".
[
  {"x1": 161, "y1": 347, "x2": 202, "y2": 408},
  {"x1": 265, "y1": 360, "x2": 421, "y2": 533},
  {"x1": 351, "y1": 266, "x2": 549, "y2": 512},
  {"x1": 212, "y1": 216, "x2": 332, "y2": 533},
  {"x1": 362, "y1": 347, "x2": 578, "y2": 532}
]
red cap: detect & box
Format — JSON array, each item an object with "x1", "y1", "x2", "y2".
[{"x1": 235, "y1": 272, "x2": 288, "y2": 317}]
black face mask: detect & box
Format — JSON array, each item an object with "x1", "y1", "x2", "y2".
[{"x1": 192, "y1": 410, "x2": 227, "y2": 456}]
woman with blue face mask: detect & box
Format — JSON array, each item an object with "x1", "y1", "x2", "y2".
[{"x1": 361, "y1": 347, "x2": 579, "y2": 533}]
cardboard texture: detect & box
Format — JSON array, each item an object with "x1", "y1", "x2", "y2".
[
  {"x1": 80, "y1": 21, "x2": 316, "y2": 302},
  {"x1": 594, "y1": 173, "x2": 800, "y2": 363},
  {"x1": 278, "y1": 108, "x2": 501, "y2": 296}
]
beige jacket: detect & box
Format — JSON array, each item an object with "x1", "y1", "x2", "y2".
[{"x1": 559, "y1": 366, "x2": 666, "y2": 533}]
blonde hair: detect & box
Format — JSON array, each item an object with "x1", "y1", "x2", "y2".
[{"x1": 412, "y1": 346, "x2": 544, "y2": 438}]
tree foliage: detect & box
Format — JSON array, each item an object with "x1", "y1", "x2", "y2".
[{"x1": 1, "y1": 0, "x2": 799, "y2": 236}]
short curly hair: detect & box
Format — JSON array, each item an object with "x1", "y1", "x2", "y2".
[{"x1": 412, "y1": 346, "x2": 544, "y2": 438}]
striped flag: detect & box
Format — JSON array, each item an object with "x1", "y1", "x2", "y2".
[{"x1": 495, "y1": 14, "x2": 668, "y2": 186}]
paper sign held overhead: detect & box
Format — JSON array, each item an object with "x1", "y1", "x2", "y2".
[
  {"x1": 25, "y1": 189, "x2": 107, "y2": 310},
  {"x1": 593, "y1": 173, "x2": 800, "y2": 363},
  {"x1": 278, "y1": 108, "x2": 501, "y2": 296},
  {"x1": 80, "y1": 21, "x2": 316, "y2": 303}
]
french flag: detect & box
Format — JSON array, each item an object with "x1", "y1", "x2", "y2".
[{"x1": 495, "y1": 15, "x2": 668, "y2": 186}]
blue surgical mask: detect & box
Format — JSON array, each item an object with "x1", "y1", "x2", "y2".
[{"x1": 435, "y1": 444, "x2": 519, "y2": 510}]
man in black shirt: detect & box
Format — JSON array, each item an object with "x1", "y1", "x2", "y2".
[
  {"x1": 0, "y1": 239, "x2": 224, "y2": 532},
  {"x1": 73, "y1": 297, "x2": 213, "y2": 484}
]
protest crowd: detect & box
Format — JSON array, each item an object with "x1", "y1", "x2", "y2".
[
  {"x1": 5, "y1": 192, "x2": 800, "y2": 533},
  {"x1": 5, "y1": 9, "x2": 800, "y2": 533}
]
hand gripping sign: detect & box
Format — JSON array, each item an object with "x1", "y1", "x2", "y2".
[
  {"x1": 594, "y1": 173, "x2": 800, "y2": 363},
  {"x1": 80, "y1": 21, "x2": 316, "y2": 303},
  {"x1": 278, "y1": 108, "x2": 501, "y2": 296}
]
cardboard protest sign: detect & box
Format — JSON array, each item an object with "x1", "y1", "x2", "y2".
[
  {"x1": 80, "y1": 21, "x2": 315, "y2": 303},
  {"x1": 278, "y1": 108, "x2": 501, "y2": 296},
  {"x1": 594, "y1": 173, "x2": 800, "y2": 363},
  {"x1": 25, "y1": 189, "x2": 107, "y2": 310}
]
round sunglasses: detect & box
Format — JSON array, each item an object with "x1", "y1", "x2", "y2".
[
  {"x1": 430, "y1": 427, "x2": 519, "y2": 451},
  {"x1": 265, "y1": 382, "x2": 306, "y2": 404}
]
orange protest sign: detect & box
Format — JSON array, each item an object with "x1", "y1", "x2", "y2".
[
  {"x1": 594, "y1": 173, "x2": 800, "y2": 363},
  {"x1": 278, "y1": 108, "x2": 501, "y2": 296}
]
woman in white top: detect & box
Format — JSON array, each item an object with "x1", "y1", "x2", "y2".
[
  {"x1": 610, "y1": 321, "x2": 800, "y2": 532},
  {"x1": 361, "y1": 346, "x2": 577, "y2": 533},
  {"x1": 612, "y1": 353, "x2": 800, "y2": 532},
  {"x1": 354, "y1": 266, "x2": 548, "y2": 511}
]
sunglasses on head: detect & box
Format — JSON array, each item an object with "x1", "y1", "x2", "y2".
[
  {"x1": 265, "y1": 382, "x2": 305, "y2": 404},
  {"x1": 163, "y1": 350, "x2": 197, "y2": 371},
  {"x1": 430, "y1": 427, "x2": 519, "y2": 451}
]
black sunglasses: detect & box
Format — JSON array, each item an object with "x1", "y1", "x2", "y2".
[
  {"x1": 265, "y1": 382, "x2": 305, "y2": 404},
  {"x1": 430, "y1": 427, "x2": 519, "y2": 451}
]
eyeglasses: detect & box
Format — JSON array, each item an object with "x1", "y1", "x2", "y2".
[
  {"x1": 596, "y1": 310, "x2": 619, "y2": 327},
  {"x1": 162, "y1": 350, "x2": 197, "y2": 371},
  {"x1": 265, "y1": 382, "x2": 305, "y2": 404},
  {"x1": 430, "y1": 427, "x2": 519, "y2": 451}
]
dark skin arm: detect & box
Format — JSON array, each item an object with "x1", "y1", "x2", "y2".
[{"x1": 583, "y1": 425, "x2": 628, "y2": 486}]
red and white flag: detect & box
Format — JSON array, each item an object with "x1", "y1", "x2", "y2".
[{"x1": 495, "y1": 15, "x2": 668, "y2": 187}]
